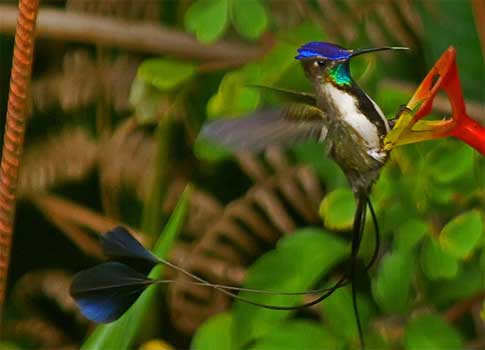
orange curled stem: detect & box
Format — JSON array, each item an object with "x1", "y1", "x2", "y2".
[{"x1": 0, "y1": 0, "x2": 39, "y2": 319}]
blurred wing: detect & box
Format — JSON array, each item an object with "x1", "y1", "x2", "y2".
[
  {"x1": 248, "y1": 84, "x2": 317, "y2": 105},
  {"x1": 70, "y1": 262, "x2": 151, "y2": 323},
  {"x1": 200, "y1": 106, "x2": 327, "y2": 152},
  {"x1": 101, "y1": 226, "x2": 159, "y2": 274}
]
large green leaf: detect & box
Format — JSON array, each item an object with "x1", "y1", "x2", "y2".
[
  {"x1": 319, "y1": 188, "x2": 356, "y2": 231},
  {"x1": 250, "y1": 320, "x2": 344, "y2": 350},
  {"x1": 191, "y1": 312, "x2": 233, "y2": 350},
  {"x1": 231, "y1": 0, "x2": 268, "y2": 40},
  {"x1": 321, "y1": 286, "x2": 374, "y2": 343},
  {"x1": 256, "y1": 42, "x2": 295, "y2": 85},
  {"x1": 185, "y1": 0, "x2": 229, "y2": 43},
  {"x1": 138, "y1": 59, "x2": 196, "y2": 91},
  {"x1": 81, "y1": 188, "x2": 191, "y2": 350},
  {"x1": 232, "y1": 228, "x2": 348, "y2": 349},
  {"x1": 207, "y1": 64, "x2": 261, "y2": 118},
  {"x1": 404, "y1": 314, "x2": 463, "y2": 350},
  {"x1": 428, "y1": 142, "x2": 475, "y2": 184},
  {"x1": 439, "y1": 210, "x2": 482, "y2": 259},
  {"x1": 394, "y1": 218, "x2": 428, "y2": 253},
  {"x1": 420, "y1": 237, "x2": 459, "y2": 280},
  {"x1": 372, "y1": 251, "x2": 413, "y2": 314},
  {"x1": 429, "y1": 263, "x2": 483, "y2": 306}
]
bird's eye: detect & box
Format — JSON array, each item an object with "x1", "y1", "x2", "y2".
[{"x1": 313, "y1": 60, "x2": 326, "y2": 68}]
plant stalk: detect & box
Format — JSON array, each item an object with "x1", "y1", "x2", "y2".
[{"x1": 0, "y1": 0, "x2": 39, "y2": 322}]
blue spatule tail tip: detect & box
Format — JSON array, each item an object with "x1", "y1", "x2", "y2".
[
  {"x1": 101, "y1": 226, "x2": 160, "y2": 274},
  {"x1": 70, "y1": 261, "x2": 152, "y2": 323}
]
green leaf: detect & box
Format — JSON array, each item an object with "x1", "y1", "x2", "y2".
[
  {"x1": 82, "y1": 187, "x2": 191, "y2": 350},
  {"x1": 192, "y1": 312, "x2": 232, "y2": 350},
  {"x1": 404, "y1": 314, "x2": 462, "y2": 350},
  {"x1": 256, "y1": 42, "x2": 295, "y2": 85},
  {"x1": 372, "y1": 251, "x2": 413, "y2": 314},
  {"x1": 230, "y1": 0, "x2": 268, "y2": 40},
  {"x1": 426, "y1": 181, "x2": 456, "y2": 205},
  {"x1": 319, "y1": 188, "x2": 356, "y2": 231},
  {"x1": 321, "y1": 286, "x2": 374, "y2": 342},
  {"x1": 420, "y1": 237, "x2": 459, "y2": 280},
  {"x1": 232, "y1": 228, "x2": 348, "y2": 349},
  {"x1": 250, "y1": 320, "x2": 344, "y2": 350},
  {"x1": 185, "y1": 0, "x2": 229, "y2": 43},
  {"x1": 429, "y1": 263, "x2": 483, "y2": 306},
  {"x1": 129, "y1": 77, "x2": 168, "y2": 124},
  {"x1": 439, "y1": 210, "x2": 482, "y2": 259},
  {"x1": 427, "y1": 141, "x2": 475, "y2": 184},
  {"x1": 207, "y1": 64, "x2": 261, "y2": 118},
  {"x1": 394, "y1": 219, "x2": 428, "y2": 252},
  {"x1": 138, "y1": 59, "x2": 196, "y2": 91},
  {"x1": 193, "y1": 136, "x2": 233, "y2": 162}
]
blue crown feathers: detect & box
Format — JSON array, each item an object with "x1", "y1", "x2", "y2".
[{"x1": 295, "y1": 42, "x2": 352, "y2": 60}]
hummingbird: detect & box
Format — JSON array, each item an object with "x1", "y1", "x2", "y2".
[
  {"x1": 69, "y1": 43, "x2": 408, "y2": 349},
  {"x1": 201, "y1": 41, "x2": 408, "y2": 348},
  {"x1": 203, "y1": 42, "x2": 408, "y2": 196}
]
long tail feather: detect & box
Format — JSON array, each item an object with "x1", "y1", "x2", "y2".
[
  {"x1": 350, "y1": 194, "x2": 368, "y2": 349},
  {"x1": 103, "y1": 228, "x2": 349, "y2": 303},
  {"x1": 71, "y1": 216, "x2": 382, "y2": 324},
  {"x1": 366, "y1": 199, "x2": 380, "y2": 269}
]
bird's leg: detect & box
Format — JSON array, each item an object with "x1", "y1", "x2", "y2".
[{"x1": 388, "y1": 104, "x2": 412, "y2": 129}]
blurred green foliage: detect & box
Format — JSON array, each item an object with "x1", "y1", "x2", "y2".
[{"x1": 185, "y1": 0, "x2": 268, "y2": 42}]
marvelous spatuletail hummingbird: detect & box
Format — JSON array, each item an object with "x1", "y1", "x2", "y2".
[
  {"x1": 201, "y1": 41, "x2": 408, "y2": 347},
  {"x1": 69, "y1": 42, "x2": 408, "y2": 349}
]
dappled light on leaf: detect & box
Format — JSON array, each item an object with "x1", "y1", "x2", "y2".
[{"x1": 319, "y1": 188, "x2": 356, "y2": 231}]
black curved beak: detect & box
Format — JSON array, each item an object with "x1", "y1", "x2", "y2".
[{"x1": 351, "y1": 46, "x2": 409, "y2": 58}]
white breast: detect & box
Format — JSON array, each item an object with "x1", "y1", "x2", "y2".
[{"x1": 323, "y1": 84, "x2": 381, "y2": 149}]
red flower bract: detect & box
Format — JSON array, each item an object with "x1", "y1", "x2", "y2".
[{"x1": 384, "y1": 47, "x2": 485, "y2": 154}]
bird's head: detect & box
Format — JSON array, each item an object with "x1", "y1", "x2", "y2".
[{"x1": 295, "y1": 42, "x2": 408, "y2": 87}]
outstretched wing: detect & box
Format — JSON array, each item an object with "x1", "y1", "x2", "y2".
[
  {"x1": 248, "y1": 84, "x2": 317, "y2": 105},
  {"x1": 200, "y1": 105, "x2": 327, "y2": 152}
]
